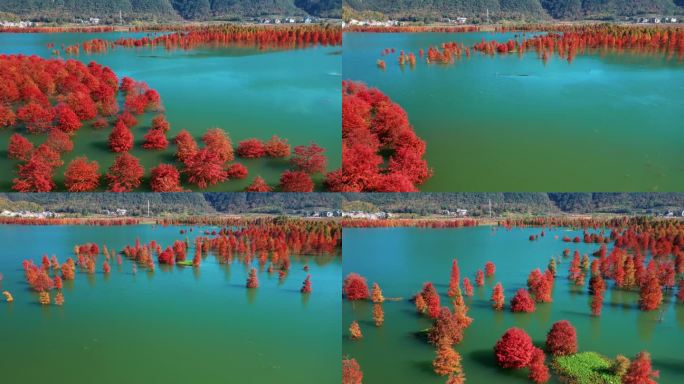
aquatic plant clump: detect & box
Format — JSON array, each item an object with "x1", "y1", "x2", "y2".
[{"x1": 327, "y1": 81, "x2": 432, "y2": 192}]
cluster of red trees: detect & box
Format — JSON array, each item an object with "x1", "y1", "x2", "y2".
[
  {"x1": 0, "y1": 217, "x2": 139, "y2": 226},
  {"x1": 329, "y1": 81, "x2": 431, "y2": 192},
  {"x1": 108, "y1": 25, "x2": 341, "y2": 52},
  {"x1": 342, "y1": 218, "x2": 478, "y2": 228},
  {"x1": 347, "y1": 26, "x2": 479, "y2": 33}
]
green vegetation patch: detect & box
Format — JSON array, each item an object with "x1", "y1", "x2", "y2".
[{"x1": 552, "y1": 352, "x2": 621, "y2": 384}]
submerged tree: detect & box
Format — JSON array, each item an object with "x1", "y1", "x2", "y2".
[
  {"x1": 301, "y1": 274, "x2": 312, "y2": 294},
  {"x1": 639, "y1": 275, "x2": 663, "y2": 311},
  {"x1": 237, "y1": 138, "x2": 266, "y2": 158},
  {"x1": 279, "y1": 170, "x2": 314, "y2": 192},
  {"x1": 343, "y1": 273, "x2": 369, "y2": 301},
  {"x1": 150, "y1": 164, "x2": 183, "y2": 192},
  {"x1": 173, "y1": 129, "x2": 198, "y2": 163},
  {"x1": 433, "y1": 343, "x2": 464, "y2": 378},
  {"x1": 8, "y1": 133, "x2": 34, "y2": 161},
  {"x1": 491, "y1": 282, "x2": 505, "y2": 311},
  {"x1": 373, "y1": 303, "x2": 384, "y2": 327},
  {"x1": 246, "y1": 268, "x2": 259, "y2": 288},
  {"x1": 447, "y1": 259, "x2": 460, "y2": 297},
  {"x1": 202, "y1": 128, "x2": 233, "y2": 163},
  {"x1": 510, "y1": 289, "x2": 536, "y2": 313},
  {"x1": 622, "y1": 351, "x2": 659, "y2": 384},
  {"x1": 245, "y1": 176, "x2": 272, "y2": 192},
  {"x1": 494, "y1": 327, "x2": 534, "y2": 369},
  {"x1": 342, "y1": 358, "x2": 363, "y2": 384},
  {"x1": 64, "y1": 157, "x2": 100, "y2": 192},
  {"x1": 108, "y1": 120, "x2": 134, "y2": 153},
  {"x1": 349, "y1": 320, "x2": 362, "y2": 340},
  {"x1": 528, "y1": 348, "x2": 550, "y2": 384},
  {"x1": 291, "y1": 143, "x2": 327, "y2": 174},
  {"x1": 184, "y1": 148, "x2": 228, "y2": 189},
  {"x1": 371, "y1": 282, "x2": 384, "y2": 303},
  {"x1": 106, "y1": 153, "x2": 144, "y2": 192},
  {"x1": 264, "y1": 135, "x2": 290, "y2": 158},
  {"x1": 546, "y1": 320, "x2": 577, "y2": 356}
]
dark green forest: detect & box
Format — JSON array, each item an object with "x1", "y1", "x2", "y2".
[
  {"x1": 343, "y1": 0, "x2": 682, "y2": 21},
  {"x1": 0, "y1": 0, "x2": 341, "y2": 22},
  {"x1": 0, "y1": 193, "x2": 681, "y2": 217}
]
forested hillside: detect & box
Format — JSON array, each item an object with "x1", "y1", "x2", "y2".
[
  {"x1": 343, "y1": 0, "x2": 682, "y2": 21},
  {"x1": 0, "y1": 0, "x2": 340, "y2": 23}
]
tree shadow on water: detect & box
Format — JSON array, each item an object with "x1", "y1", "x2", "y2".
[
  {"x1": 410, "y1": 360, "x2": 435, "y2": 375},
  {"x1": 469, "y1": 349, "x2": 529, "y2": 380}
]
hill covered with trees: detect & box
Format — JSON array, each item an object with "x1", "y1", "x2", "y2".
[
  {"x1": 343, "y1": 0, "x2": 682, "y2": 22},
  {"x1": 0, "y1": 0, "x2": 340, "y2": 23}
]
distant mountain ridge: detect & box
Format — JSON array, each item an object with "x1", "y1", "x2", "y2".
[
  {"x1": 0, "y1": 193, "x2": 682, "y2": 217},
  {"x1": 343, "y1": 0, "x2": 682, "y2": 21},
  {"x1": 0, "y1": 0, "x2": 341, "y2": 22}
]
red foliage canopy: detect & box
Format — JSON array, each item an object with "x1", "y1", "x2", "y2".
[
  {"x1": 108, "y1": 120, "x2": 134, "y2": 153},
  {"x1": 245, "y1": 176, "x2": 272, "y2": 192},
  {"x1": 342, "y1": 358, "x2": 363, "y2": 384},
  {"x1": 279, "y1": 170, "x2": 314, "y2": 192},
  {"x1": 510, "y1": 289, "x2": 536, "y2": 313},
  {"x1": 8, "y1": 133, "x2": 34, "y2": 161},
  {"x1": 291, "y1": 143, "x2": 327, "y2": 174},
  {"x1": 329, "y1": 81, "x2": 431, "y2": 191},
  {"x1": 545, "y1": 320, "x2": 577, "y2": 356},
  {"x1": 237, "y1": 138, "x2": 266, "y2": 158},
  {"x1": 54, "y1": 103, "x2": 82, "y2": 133},
  {"x1": 106, "y1": 152, "x2": 144, "y2": 192},
  {"x1": 142, "y1": 127, "x2": 169, "y2": 150},
  {"x1": 226, "y1": 163, "x2": 248, "y2": 179},
  {"x1": 173, "y1": 129, "x2": 198, "y2": 163},
  {"x1": 202, "y1": 128, "x2": 233, "y2": 163},
  {"x1": 184, "y1": 148, "x2": 228, "y2": 189},
  {"x1": 623, "y1": 351, "x2": 659, "y2": 384},
  {"x1": 264, "y1": 135, "x2": 290, "y2": 158},
  {"x1": 494, "y1": 327, "x2": 534, "y2": 369},
  {"x1": 343, "y1": 273, "x2": 369, "y2": 300},
  {"x1": 150, "y1": 164, "x2": 183, "y2": 192},
  {"x1": 64, "y1": 157, "x2": 100, "y2": 192}
]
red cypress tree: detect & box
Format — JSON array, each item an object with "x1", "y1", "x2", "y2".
[
  {"x1": 349, "y1": 321, "x2": 362, "y2": 339},
  {"x1": 492, "y1": 282, "x2": 505, "y2": 310},
  {"x1": 150, "y1": 164, "x2": 183, "y2": 192},
  {"x1": 12, "y1": 154, "x2": 56, "y2": 192},
  {"x1": 475, "y1": 270, "x2": 484, "y2": 287},
  {"x1": 291, "y1": 143, "x2": 327, "y2": 174},
  {"x1": 103, "y1": 261, "x2": 111, "y2": 274},
  {"x1": 184, "y1": 148, "x2": 228, "y2": 188},
  {"x1": 301, "y1": 274, "x2": 312, "y2": 294},
  {"x1": 510, "y1": 289, "x2": 536, "y2": 313},
  {"x1": 463, "y1": 278, "x2": 473, "y2": 297},
  {"x1": 246, "y1": 268, "x2": 259, "y2": 288},
  {"x1": 448, "y1": 259, "x2": 460, "y2": 297},
  {"x1": 54, "y1": 103, "x2": 82, "y2": 133},
  {"x1": 428, "y1": 306, "x2": 463, "y2": 346},
  {"x1": 108, "y1": 120, "x2": 134, "y2": 153},
  {"x1": 545, "y1": 320, "x2": 578, "y2": 356},
  {"x1": 0, "y1": 104, "x2": 16, "y2": 128},
  {"x1": 422, "y1": 282, "x2": 442, "y2": 318},
  {"x1": 373, "y1": 303, "x2": 384, "y2": 326},
  {"x1": 173, "y1": 129, "x2": 198, "y2": 163},
  {"x1": 279, "y1": 170, "x2": 314, "y2": 192},
  {"x1": 433, "y1": 343, "x2": 464, "y2": 378},
  {"x1": 343, "y1": 273, "x2": 369, "y2": 300},
  {"x1": 142, "y1": 128, "x2": 169, "y2": 150},
  {"x1": 622, "y1": 351, "x2": 659, "y2": 384},
  {"x1": 64, "y1": 157, "x2": 100, "y2": 192},
  {"x1": 485, "y1": 261, "x2": 496, "y2": 277},
  {"x1": 106, "y1": 152, "x2": 144, "y2": 192},
  {"x1": 494, "y1": 327, "x2": 534, "y2": 369},
  {"x1": 342, "y1": 358, "x2": 363, "y2": 384},
  {"x1": 17, "y1": 102, "x2": 54, "y2": 133},
  {"x1": 8, "y1": 133, "x2": 34, "y2": 161},
  {"x1": 591, "y1": 291, "x2": 604, "y2": 316},
  {"x1": 45, "y1": 129, "x2": 73, "y2": 153},
  {"x1": 237, "y1": 138, "x2": 266, "y2": 158},
  {"x1": 245, "y1": 176, "x2": 272, "y2": 192},
  {"x1": 639, "y1": 274, "x2": 663, "y2": 311},
  {"x1": 226, "y1": 163, "x2": 248, "y2": 179},
  {"x1": 528, "y1": 348, "x2": 550, "y2": 384},
  {"x1": 202, "y1": 128, "x2": 233, "y2": 162},
  {"x1": 151, "y1": 114, "x2": 170, "y2": 132},
  {"x1": 116, "y1": 111, "x2": 138, "y2": 128},
  {"x1": 264, "y1": 135, "x2": 290, "y2": 158}
]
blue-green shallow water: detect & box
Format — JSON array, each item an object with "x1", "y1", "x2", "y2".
[
  {"x1": 0, "y1": 32, "x2": 341, "y2": 191},
  {"x1": 343, "y1": 226, "x2": 684, "y2": 383},
  {"x1": 0, "y1": 224, "x2": 341, "y2": 383},
  {"x1": 343, "y1": 32, "x2": 684, "y2": 192}
]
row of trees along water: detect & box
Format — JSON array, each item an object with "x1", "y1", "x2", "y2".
[
  {"x1": 1, "y1": 55, "x2": 328, "y2": 192},
  {"x1": 343, "y1": 217, "x2": 683, "y2": 384},
  {"x1": 4, "y1": 219, "x2": 339, "y2": 308},
  {"x1": 374, "y1": 24, "x2": 684, "y2": 69},
  {"x1": 55, "y1": 24, "x2": 342, "y2": 55}
]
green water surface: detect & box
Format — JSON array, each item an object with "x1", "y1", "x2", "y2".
[
  {"x1": 343, "y1": 226, "x2": 684, "y2": 383},
  {"x1": 0, "y1": 224, "x2": 341, "y2": 383},
  {"x1": 343, "y1": 32, "x2": 684, "y2": 192},
  {"x1": 0, "y1": 32, "x2": 341, "y2": 191}
]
